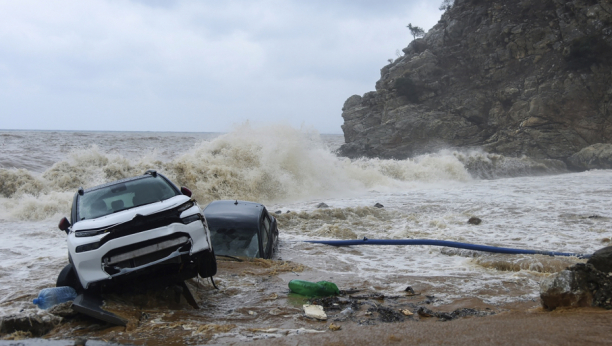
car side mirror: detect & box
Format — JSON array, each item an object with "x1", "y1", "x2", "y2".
[
  {"x1": 58, "y1": 217, "x2": 71, "y2": 232},
  {"x1": 180, "y1": 186, "x2": 192, "y2": 197}
]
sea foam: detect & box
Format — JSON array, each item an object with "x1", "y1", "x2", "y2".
[{"x1": 0, "y1": 124, "x2": 571, "y2": 221}]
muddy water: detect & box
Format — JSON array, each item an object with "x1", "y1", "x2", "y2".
[
  {"x1": 38, "y1": 258, "x2": 517, "y2": 345},
  {"x1": 38, "y1": 255, "x2": 611, "y2": 346}
]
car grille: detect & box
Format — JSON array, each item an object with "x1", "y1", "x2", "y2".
[{"x1": 102, "y1": 234, "x2": 191, "y2": 275}]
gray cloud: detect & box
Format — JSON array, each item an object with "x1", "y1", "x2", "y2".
[{"x1": 0, "y1": 0, "x2": 442, "y2": 133}]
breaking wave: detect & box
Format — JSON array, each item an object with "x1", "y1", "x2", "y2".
[
  {"x1": 0, "y1": 124, "x2": 566, "y2": 221},
  {"x1": 454, "y1": 151, "x2": 567, "y2": 179},
  {"x1": 472, "y1": 254, "x2": 584, "y2": 274}
]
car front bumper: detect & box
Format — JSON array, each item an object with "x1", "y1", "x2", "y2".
[{"x1": 69, "y1": 220, "x2": 211, "y2": 289}]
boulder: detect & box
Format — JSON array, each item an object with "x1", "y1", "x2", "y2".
[
  {"x1": 540, "y1": 261, "x2": 612, "y2": 310},
  {"x1": 567, "y1": 144, "x2": 612, "y2": 170},
  {"x1": 540, "y1": 269, "x2": 590, "y2": 310},
  {"x1": 587, "y1": 246, "x2": 612, "y2": 274}
]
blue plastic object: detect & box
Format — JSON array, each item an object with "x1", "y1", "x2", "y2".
[
  {"x1": 305, "y1": 238, "x2": 591, "y2": 259},
  {"x1": 33, "y1": 286, "x2": 78, "y2": 309}
]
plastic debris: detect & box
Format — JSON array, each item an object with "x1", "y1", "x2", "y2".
[
  {"x1": 32, "y1": 287, "x2": 77, "y2": 310},
  {"x1": 303, "y1": 304, "x2": 327, "y2": 320},
  {"x1": 289, "y1": 280, "x2": 339, "y2": 297}
]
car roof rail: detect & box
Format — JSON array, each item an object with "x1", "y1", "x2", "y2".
[{"x1": 144, "y1": 170, "x2": 157, "y2": 177}]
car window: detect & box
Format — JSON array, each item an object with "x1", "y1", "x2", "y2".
[
  {"x1": 77, "y1": 176, "x2": 179, "y2": 220},
  {"x1": 210, "y1": 226, "x2": 259, "y2": 258}
]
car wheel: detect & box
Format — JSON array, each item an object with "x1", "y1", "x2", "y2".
[
  {"x1": 56, "y1": 263, "x2": 83, "y2": 292},
  {"x1": 197, "y1": 249, "x2": 217, "y2": 278}
]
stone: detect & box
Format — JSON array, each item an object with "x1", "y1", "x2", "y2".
[
  {"x1": 468, "y1": 217, "x2": 482, "y2": 225},
  {"x1": 316, "y1": 203, "x2": 329, "y2": 208},
  {"x1": 328, "y1": 322, "x2": 342, "y2": 331},
  {"x1": 74, "y1": 338, "x2": 88, "y2": 346},
  {"x1": 0, "y1": 312, "x2": 61, "y2": 337},
  {"x1": 374, "y1": 203, "x2": 384, "y2": 208},
  {"x1": 587, "y1": 246, "x2": 612, "y2": 274},
  {"x1": 417, "y1": 307, "x2": 434, "y2": 318},
  {"x1": 376, "y1": 305, "x2": 405, "y2": 322}
]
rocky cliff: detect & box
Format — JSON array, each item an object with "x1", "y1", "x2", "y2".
[{"x1": 339, "y1": 0, "x2": 612, "y2": 168}]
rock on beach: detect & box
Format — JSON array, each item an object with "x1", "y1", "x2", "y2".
[{"x1": 540, "y1": 246, "x2": 612, "y2": 310}]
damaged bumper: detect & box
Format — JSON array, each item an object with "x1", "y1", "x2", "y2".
[{"x1": 69, "y1": 220, "x2": 211, "y2": 289}]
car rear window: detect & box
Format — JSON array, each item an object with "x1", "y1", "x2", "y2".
[
  {"x1": 210, "y1": 226, "x2": 260, "y2": 258},
  {"x1": 77, "y1": 176, "x2": 179, "y2": 220}
]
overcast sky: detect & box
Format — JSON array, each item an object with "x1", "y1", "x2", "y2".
[{"x1": 1, "y1": 0, "x2": 442, "y2": 134}]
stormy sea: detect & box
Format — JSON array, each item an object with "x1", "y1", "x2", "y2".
[{"x1": 0, "y1": 125, "x2": 611, "y2": 344}]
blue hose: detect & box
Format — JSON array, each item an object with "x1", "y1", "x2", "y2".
[{"x1": 305, "y1": 237, "x2": 591, "y2": 259}]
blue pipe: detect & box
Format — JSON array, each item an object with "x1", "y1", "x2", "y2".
[{"x1": 305, "y1": 237, "x2": 591, "y2": 259}]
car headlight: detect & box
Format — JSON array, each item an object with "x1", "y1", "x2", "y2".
[
  {"x1": 177, "y1": 201, "x2": 195, "y2": 213},
  {"x1": 75, "y1": 229, "x2": 106, "y2": 237},
  {"x1": 76, "y1": 242, "x2": 101, "y2": 253},
  {"x1": 181, "y1": 214, "x2": 201, "y2": 224}
]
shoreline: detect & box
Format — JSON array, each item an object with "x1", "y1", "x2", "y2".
[{"x1": 4, "y1": 257, "x2": 610, "y2": 345}]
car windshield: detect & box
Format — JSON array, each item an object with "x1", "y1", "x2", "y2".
[
  {"x1": 210, "y1": 226, "x2": 260, "y2": 258},
  {"x1": 77, "y1": 176, "x2": 179, "y2": 220}
]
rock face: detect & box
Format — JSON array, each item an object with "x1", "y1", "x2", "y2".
[{"x1": 340, "y1": 0, "x2": 612, "y2": 166}]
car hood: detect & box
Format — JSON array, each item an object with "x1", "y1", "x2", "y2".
[{"x1": 72, "y1": 195, "x2": 191, "y2": 231}]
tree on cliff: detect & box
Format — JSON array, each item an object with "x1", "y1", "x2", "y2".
[
  {"x1": 407, "y1": 23, "x2": 425, "y2": 40},
  {"x1": 439, "y1": 0, "x2": 453, "y2": 11}
]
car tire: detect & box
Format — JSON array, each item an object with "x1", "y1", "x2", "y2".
[
  {"x1": 197, "y1": 249, "x2": 217, "y2": 278},
  {"x1": 56, "y1": 263, "x2": 83, "y2": 292}
]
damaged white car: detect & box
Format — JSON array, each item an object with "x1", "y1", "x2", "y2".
[{"x1": 57, "y1": 170, "x2": 217, "y2": 293}]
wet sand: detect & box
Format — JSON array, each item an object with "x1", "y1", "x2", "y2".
[
  {"x1": 5, "y1": 258, "x2": 605, "y2": 345},
  {"x1": 246, "y1": 308, "x2": 612, "y2": 345}
]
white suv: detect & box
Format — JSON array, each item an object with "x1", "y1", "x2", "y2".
[{"x1": 57, "y1": 170, "x2": 216, "y2": 292}]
